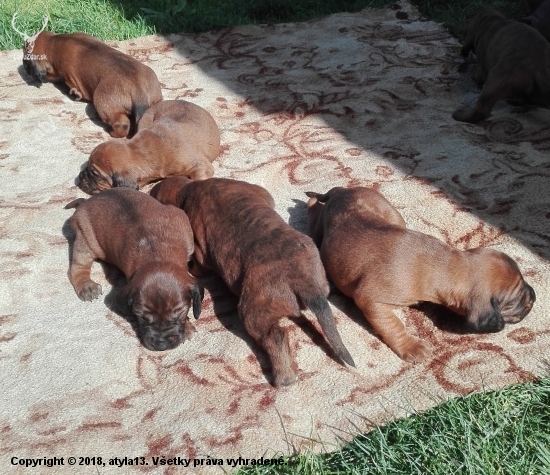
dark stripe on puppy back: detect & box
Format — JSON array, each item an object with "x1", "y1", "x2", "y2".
[{"x1": 307, "y1": 295, "x2": 355, "y2": 367}]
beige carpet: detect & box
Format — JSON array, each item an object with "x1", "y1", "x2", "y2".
[{"x1": 1, "y1": 1, "x2": 550, "y2": 473}]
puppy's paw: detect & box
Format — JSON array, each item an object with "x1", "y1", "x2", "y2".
[
  {"x1": 77, "y1": 281, "x2": 102, "y2": 301},
  {"x1": 273, "y1": 371, "x2": 299, "y2": 387},
  {"x1": 397, "y1": 338, "x2": 431, "y2": 363},
  {"x1": 452, "y1": 107, "x2": 486, "y2": 123}
]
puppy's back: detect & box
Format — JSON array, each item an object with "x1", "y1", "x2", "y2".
[
  {"x1": 69, "y1": 188, "x2": 193, "y2": 273},
  {"x1": 51, "y1": 33, "x2": 162, "y2": 107},
  {"x1": 179, "y1": 178, "x2": 322, "y2": 286}
]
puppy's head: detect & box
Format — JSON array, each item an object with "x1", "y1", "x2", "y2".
[
  {"x1": 462, "y1": 9, "x2": 506, "y2": 57},
  {"x1": 465, "y1": 248, "x2": 535, "y2": 333},
  {"x1": 150, "y1": 176, "x2": 193, "y2": 206},
  {"x1": 77, "y1": 141, "x2": 137, "y2": 195},
  {"x1": 124, "y1": 264, "x2": 203, "y2": 351},
  {"x1": 22, "y1": 31, "x2": 56, "y2": 83}
]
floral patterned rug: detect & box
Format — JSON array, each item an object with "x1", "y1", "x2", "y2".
[{"x1": 1, "y1": 1, "x2": 549, "y2": 473}]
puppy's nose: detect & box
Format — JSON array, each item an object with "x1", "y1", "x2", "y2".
[{"x1": 152, "y1": 340, "x2": 171, "y2": 351}]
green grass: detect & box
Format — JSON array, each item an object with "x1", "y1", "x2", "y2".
[
  {"x1": 2, "y1": 0, "x2": 151, "y2": 50},
  {"x1": 410, "y1": 0, "x2": 531, "y2": 39},
  {"x1": 2, "y1": 0, "x2": 533, "y2": 50},
  {"x1": 3, "y1": 0, "x2": 396, "y2": 50},
  {"x1": 236, "y1": 376, "x2": 550, "y2": 474}
]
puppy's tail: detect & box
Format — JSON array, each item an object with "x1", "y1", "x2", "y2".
[
  {"x1": 64, "y1": 198, "x2": 86, "y2": 210},
  {"x1": 307, "y1": 295, "x2": 355, "y2": 368}
]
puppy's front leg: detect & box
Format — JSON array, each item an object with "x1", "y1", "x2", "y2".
[
  {"x1": 68, "y1": 236, "x2": 102, "y2": 301},
  {"x1": 354, "y1": 294, "x2": 430, "y2": 363},
  {"x1": 183, "y1": 319, "x2": 197, "y2": 341}
]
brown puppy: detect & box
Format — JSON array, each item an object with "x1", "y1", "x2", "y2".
[
  {"x1": 520, "y1": 0, "x2": 550, "y2": 42},
  {"x1": 150, "y1": 177, "x2": 355, "y2": 386},
  {"x1": 453, "y1": 9, "x2": 550, "y2": 123},
  {"x1": 65, "y1": 188, "x2": 202, "y2": 351},
  {"x1": 23, "y1": 31, "x2": 162, "y2": 137},
  {"x1": 77, "y1": 100, "x2": 220, "y2": 194},
  {"x1": 306, "y1": 187, "x2": 535, "y2": 362}
]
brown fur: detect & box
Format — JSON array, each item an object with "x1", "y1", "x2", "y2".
[
  {"x1": 453, "y1": 9, "x2": 550, "y2": 123},
  {"x1": 23, "y1": 31, "x2": 162, "y2": 137},
  {"x1": 77, "y1": 100, "x2": 220, "y2": 194},
  {"x1": 306, "y1": 186, "x2": 536, "y2": 362},
  {"x1": 150, "y1": 177, "x2": 355, "y2": 386},
  {"x1": 520, "y1": 0, "x2": 550, "y2": 42},
  {"x1": 65, "y1": 188, "x2": 202, "y2": 351}
]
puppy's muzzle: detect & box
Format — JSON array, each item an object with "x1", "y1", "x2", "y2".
[
  {"x1": 140, "y1": 324, "x2": 186, "y2": 351},
  {"x1": 502, "y1": 283, "x2": 536, "y2": 324},
  {"x1": 77, "y1": 166, "x2": 108, "y2": 195}
]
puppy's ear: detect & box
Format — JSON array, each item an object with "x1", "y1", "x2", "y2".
[
  {"x1": 468, "y1": 297, "x2": 505, "y2": 333},
  {"x1": 115, "y1": 282, "x2": 135, "y2": 317},
  {"x1": 305, "y1": 191, "x2": 329, "y2": 203},
  {"x1": 190, "y1": 284, "x2": 203, "y2": 319},
  {"x1": 460, "y1": 19, "x2": 478, "y2": 58},
  {"x1": 112, "y1": 173, "x2": 139, "y2": 190}
]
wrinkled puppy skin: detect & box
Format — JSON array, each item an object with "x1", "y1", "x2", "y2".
[
  {"x1": 65, "y1": 188, "x2": 202, "y2": 351},
  {"x1": 306, "y1": 186, "x2": 536, "y2": 363},
  {"x1": 151, "y1": 177, "x2": 355, "y2": 387},
  {"x1": 78, "y1": 100, "x2": 220, "y2": 195},
  {"x1": 453, "y1": 9, "x2": 550, "y2": 123},
  {"x1": 23, "y1": 31, "x2": 162, "y2": 137}
]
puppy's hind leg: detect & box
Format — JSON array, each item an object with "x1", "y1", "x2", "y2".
[
  {"x1": 452, "y1": 67, "x2": 519, "y2": 123},
  {"x1": 240, "y1": 308, "x2": 298, "y2": 387},
  {"x1": 68, "y1": 235, "x2": 102, "y2": 302},
  {"x1": 354, "y1": 294, "x2": 431, "y2": 363},
  {"x1": 186, "y1": 160, "x2": 215, "y2": 181},
  {"x1": 94, "y1": 87, "x2": 131, "y2": 138}
]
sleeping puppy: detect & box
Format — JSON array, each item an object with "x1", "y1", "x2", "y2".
[
  {"x1": 77, "y1": 100, "x2": 220, "y2": 194},
  {"x1": 453, "y1": 9, "x2": 550, "y2": 123},
  {"x1": 306, "y1": 186, "x2": 535, "y2": 363},
  {"x1": 150, "y1": 177, "x2": 355, "y2": 386},
  {"x1": 23, "y1": 31, "x2": 162, "y2": 137},
  {"x1": 65, "y1": 188, "x2": 202, "y2": 351}
]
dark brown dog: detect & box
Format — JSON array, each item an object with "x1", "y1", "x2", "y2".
[
  {"x1": 453, "y1": 9, "x2": 550, "y2": 123},
  {"x1": 520, "y1": 0, "x2": 550, "y2": 42},
  {"x1": 150, "y1": 177, "x2": 355, "y2": 386},
  {"x1": 77, "y1": 100, "x2": 220, "y2": 194},
  {"x1": 23, "y1": 31, "x2": 162, "y2": 137},
  {"x1": 65, "y1": 188, "x2": 202, "y2": 351},
  {"x1": 306, "y1": 186, "x2": 535, "y2": 362}
]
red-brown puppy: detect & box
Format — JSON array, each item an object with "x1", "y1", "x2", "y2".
[
  {"x1": 453, "y1": 9, "x2": 550, "y2": 123},
  {"x1": 306, "y1": 187, "x2": 535, "y2": 362},
  {"x1": 65, "y1": 188, "x2": 202, "y2": 351},
  {"x1": 77, "y1": 100, "x2": 220, "y2": 194},
  {"x1": 23, "y1": 31, "x2": 162, "y2": 137},
  {"x1": 150, "y1": 177, "x2": 355, "y2": 386}
]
